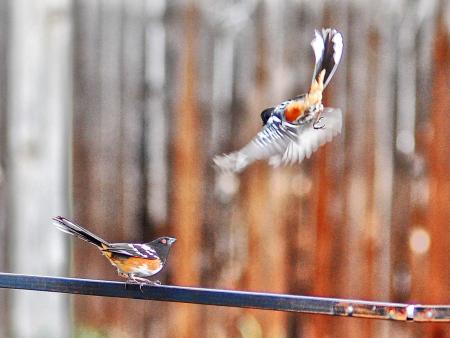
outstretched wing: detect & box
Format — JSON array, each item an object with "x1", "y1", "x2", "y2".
[
  {"x1": 270, "y1": 108, "x2": 342, "y2": 166},
  {"x1": 214, "y1": 108, "x2": 342, "y2": 173}
]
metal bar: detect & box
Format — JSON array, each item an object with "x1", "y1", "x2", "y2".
[{"x1": 0, "y1": 272, "x2": 448, "y2": 322}]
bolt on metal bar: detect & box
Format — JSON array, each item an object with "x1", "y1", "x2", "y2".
[{"x1": 0, "y1": 273, "x2": 448, "y2": 322}]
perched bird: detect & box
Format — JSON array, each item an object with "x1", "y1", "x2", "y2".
[
  {"x1": 214, "y1": 28, "x2": 343, "y2": 173},
  {"x1": 53, "y1": 216, "x2": 176, "y2": 285}
]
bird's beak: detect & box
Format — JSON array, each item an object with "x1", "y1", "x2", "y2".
[{"x1": 168, "y1": 238, "x2": 177, "y2": 245}]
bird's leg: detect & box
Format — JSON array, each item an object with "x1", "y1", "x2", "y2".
[
  {"x1": 138, "y1": 278, "x2": 161, "y2": 286},
  {"x1": 296, "y1": 104, "x2": 324, "y2": 128},
  {"x1": 312, "y1": 104, "x2": 325, "y2": 129},
  {"x1": 126, "y1": 275, "x2": 161, "y2": 292},
  {"x1": 124, "y1": 276, "x2": 141, "y2": 290},
  {"x1": 119, "y1": 271, "x2": 133, "y2": 290},
  {"x1": 128, "y1": 275, "x2": 149, "y2": 291}
]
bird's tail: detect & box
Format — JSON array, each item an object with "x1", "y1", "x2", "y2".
[
  {"x1": 310, "y1": 28, "x2": 343, "y2": 89},
  {"x1": 53, "y1": 216, "x2": 109, "y2": 248}
]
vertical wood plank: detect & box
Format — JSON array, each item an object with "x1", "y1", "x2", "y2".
[
  {"x1": 119, "y1": 2, "x2": 148, "y2": 337},
  {"x1": 167, "y1": 4, "x2": 203, "y2": 338},
  {"x1": 73, "y1": 0, "x2": 118, "y2": 330},
  {"x1": 145, "y1": 0, "x2": 169, "y2": 228},
  {"x1": 237, "y1": 3, "x2": 270, "y2": 337},
  {"x1": 73, "y1": 1, "x2": 148, "y2": 337},
  {"x1": 372, "y1": 9, "x2": 399, "y2": 337},
  {"x1": 204, "y1": 3, "x2": 263, "y2": 335},
  {"x1": 0, "y1": 0, "x2": 8, "y2": 336},
  {"x1": 409, "y1": 5, "x2": 437, "y2": 334},
  {"x1": 426, "y1": 17, "x2": 450, "y2": 338},
  {"x1": 391, "y1": 4, "x2": 439, "y2": 338},
  {"x1": 65, "y1": 1, "x2": 450, "y2": 337},
  {"x1": 309, "y1": 1, "x2": 351, "y2": 336},
  {"x1": 334, "y1": 4, "x2": 371, "y2": 337},
  {"x1": 143, "y1": 2, "x2": 172, "y2": 335},
  {"x1": 119, "y1": 0, "x2": 146, "y2": 237},
  {"x1": 7, "y1": 0, "x2": 71, "y2": 337},
  {"x1": 263, "y1": 21, "x2": 289, "y2": 328}
]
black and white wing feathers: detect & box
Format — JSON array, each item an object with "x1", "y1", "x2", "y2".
[
  {"x1": 270, "y1": 108, "x2": 342, "y2": 166},
  {"x1": 106, "y1": 243, "x2": 160, "y2": 260}
]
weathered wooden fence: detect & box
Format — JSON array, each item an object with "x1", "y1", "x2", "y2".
[
  {"x1": 0, "y1": 0, "x2": 7, "y2": 335},
  {"x1": 1, "y1": 0, "x2": 71, "y2": 337},
  {"x1": 0, "y1": 0, "x2": 449, "y2": 337}
]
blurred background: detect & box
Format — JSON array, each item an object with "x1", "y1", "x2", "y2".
[{"x1": 0, "y1": 0, "x2": 449, "y2": 337}]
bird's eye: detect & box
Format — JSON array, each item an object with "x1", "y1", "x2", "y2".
[{"x1": 160, "y1": 238, "x2": 167, "y2": 245}]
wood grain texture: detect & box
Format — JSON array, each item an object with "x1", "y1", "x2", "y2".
[
  {"x1": 6, "y1": 0, "x2": 71, "y2": 337},
  {"x1": 0, "y1": 0, "x2": 7, "y2": 336},
  {"x1": 72, "y1": 1, "x2": 149, "y2": 336},
  {"x1": 167, "y1": 4, "x2": 203, "y2": 337},
  {"x1": 73, "y1": 1, "x2": 446, "y2": 337},
  {"x1": 426, "y1": 17, "x2": 450, "y2": 338},
  {"x1": 2, "y1": 0, "x2": 448, "y2": 337}
]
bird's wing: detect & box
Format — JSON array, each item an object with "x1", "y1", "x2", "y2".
[
  {"x1": 270, "y1": 107, "x2": 342, "y2": 166},
  {"x1": 214, "y1": 115, "x2": 297, "y2": 173},
  {"x1": 214, "y1": 108, "x2": 342, "y2": 173},
  {"x1": 105, "y1": 243, "x2": 159, "y2": 259}
]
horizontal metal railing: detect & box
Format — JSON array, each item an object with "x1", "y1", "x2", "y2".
[{"x1": 0, "y1": 272, "x2": 448, "y2": 322}]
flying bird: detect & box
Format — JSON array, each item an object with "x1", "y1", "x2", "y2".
[
  {"x1": 214, "y1": 28, "x2": 343, "y2": 173},
  {"x1": 53, "y1": 216, "x2": 176, "y2": 286}
]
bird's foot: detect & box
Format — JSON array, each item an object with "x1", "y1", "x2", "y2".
[
  {"x1": 313, "y1": 116, "x2": 326, "y2": 129},
  {"x1": 126, "y1": 277, "x2": 161, "y2": 292},
  {"x1": 295, "y1": 104, "x2": 324, "y2": 126}
]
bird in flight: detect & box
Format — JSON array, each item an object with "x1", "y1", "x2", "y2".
[{"x1": 214, "y1": 28, "x2": 343, "y2": 173}]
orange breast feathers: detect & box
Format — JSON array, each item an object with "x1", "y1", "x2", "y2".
[
  {"x1": 284, "y1": 70, "x2": 325, "y2": 123},
  {"x1": 114, "y1": 257, "x2": 162, "y2": 274},
  {"x1": 284, "y1": 100, "x2": 308, "y2": 123},
  {"x1": 110, "y1": 255, "x2": 163, "y2": 274}
]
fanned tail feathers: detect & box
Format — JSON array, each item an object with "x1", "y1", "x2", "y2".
[{"x1": 311, "y1": 28, "x2": 343, "y2": 88}]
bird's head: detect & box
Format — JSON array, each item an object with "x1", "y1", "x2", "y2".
[
  {"x1": 150, "y1": 237, "x2": 176, "y2": 262},
  {"x1": 260, "y1": 107, "x2": 275, "y2": 126},
  {"x1": 152, "y1": 237, "x2": 176, "y2": 247}
]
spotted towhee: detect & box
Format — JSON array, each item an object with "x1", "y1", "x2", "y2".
[
  {"x1": 53, "y1": 216, "x2": 176, "y2": 285},
  {"x1": 214, "y1": 28, "x2": 343, "y2": 173}
]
